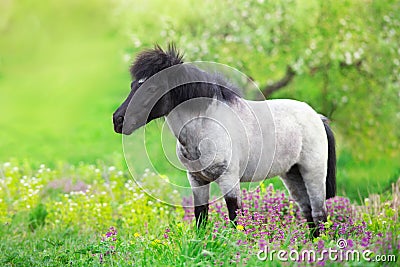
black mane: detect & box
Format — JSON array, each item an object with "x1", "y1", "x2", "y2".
[
  {"x1": 130, "y1": 43, "x2": 242, "y2": 104},
  {"x1": 130, "y1": 43, "x2": 184, "y2": 80}
]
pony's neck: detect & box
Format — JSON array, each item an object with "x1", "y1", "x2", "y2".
[{"x1": 165, "y1": 97, "x2": 219, "y2": 141}]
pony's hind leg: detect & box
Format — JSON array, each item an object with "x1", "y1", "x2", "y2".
[
  {"x1": 188, "y1": 172, "x2": 210, "y2": 228},
  {"x1": 298, "y1": 164, "x2": 328, "y2": 229},
  {"x1": 281, "y1": 164, "x2": 314, "y2": 226}
]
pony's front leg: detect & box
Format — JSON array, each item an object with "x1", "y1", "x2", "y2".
[
  {"x1": 188, "y1": 172, "x2": 210, "y2": 228},
  {"x1": 216, "y1": 175, "x2": 242, "y2": 224}
]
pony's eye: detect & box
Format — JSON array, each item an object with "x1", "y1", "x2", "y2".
[{"x1": 138, "y1": 77, "x2": 147, "y2": 84}]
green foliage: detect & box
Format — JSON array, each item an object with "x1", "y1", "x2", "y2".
[
  {"x1": 360, "y1": 186, "x2": 400, "y2": 235},
  {"x1": 144, "y1": 0, "x2": 400, "y2": 161},
  {"x1": 1, "y1": 162, "x2": 398, "y2": 266},
  {"x1": 115, "y1": 0, "x2": 400, "y2": 200},
  {"x1": 0, "y1": 0, "x2": 398, "y2": 200},
  {"x1": 0, "y1": 161, "x2": 182, "y2": 231},
  {"x1": 28, "y1": 203, "x2": 48, "y2": 231},
  {"x1": 0, "y1": 0, "x2": 399, "y2": 265}
]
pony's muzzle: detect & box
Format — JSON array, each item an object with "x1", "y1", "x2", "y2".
[{"x1": 113, "y1": 115, "x2": 124, "y2": 134}]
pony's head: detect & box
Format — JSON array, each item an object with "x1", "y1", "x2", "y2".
[
  {"x1": 113, "y1": 44, "x2": 183, "y2": 134},
  {"x1": 113, "y1": 43, "x2": 241, "y2": 135}
]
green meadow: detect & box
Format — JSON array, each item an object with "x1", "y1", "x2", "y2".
[{"x1": 0, "y1": 0, "x2": 399, "y2": 265}]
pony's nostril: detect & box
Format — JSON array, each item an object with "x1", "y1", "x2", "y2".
[{"x1": 116, "y1": 116, "x2": 124, "y2": 124}]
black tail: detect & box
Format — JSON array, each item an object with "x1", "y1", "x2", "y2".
[{"x1": 323, "y1": 121, "x2": 336, "y2": 199}]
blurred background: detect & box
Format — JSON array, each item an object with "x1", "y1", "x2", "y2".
[{"x1": 0, "y1": 0, "x2": 399, "y2": 201}]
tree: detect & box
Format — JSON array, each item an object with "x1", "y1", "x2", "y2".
[
  {"x1": 157, "y1": 0, "x2": 400, "y2": 160},
  {"x1": 114, "y1": 0, "x2": 399, "y2": 161}
]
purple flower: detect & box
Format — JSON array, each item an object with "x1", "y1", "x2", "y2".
[
  {"x1": 105, "y1": 226, "x2": 117, "y2": 238},
  {"x1": 317, "y1": 240, "x2": 325, "y2": 250},
  {"x1": 346, "y1": 239, "x2": 354, "y2": 248},
  {"x1": 361, "y1": 237, "x2": 370, "y2": 247},
  {"x1": 179, "y1": 183, "x2": 396, "y2": 265},
  {"x1": 258, "y1": 239, "x2": 267, "y2": 250}
]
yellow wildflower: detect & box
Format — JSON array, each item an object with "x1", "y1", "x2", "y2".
[
  {"x1": 151, "y1": 239, "x2": 162, "y2": 246},
  {"x1": 134, "y1": 232, "x2": 140, "y2": 238},
  {"x1": 237, "y1": 225, "x2": 244, "y2": 231}
]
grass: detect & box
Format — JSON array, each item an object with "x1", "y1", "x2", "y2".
[{"x1": 0, "y1": 162, "x2": 398, "y2": 266}]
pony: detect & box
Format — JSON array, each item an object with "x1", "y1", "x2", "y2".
[{"x1": 113, "y1": 44, "x2": 336, "y2": 237}]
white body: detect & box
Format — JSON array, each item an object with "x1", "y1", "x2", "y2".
[{"x1": 166, "y1": 98, "x2": 328, "y2": 222}]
